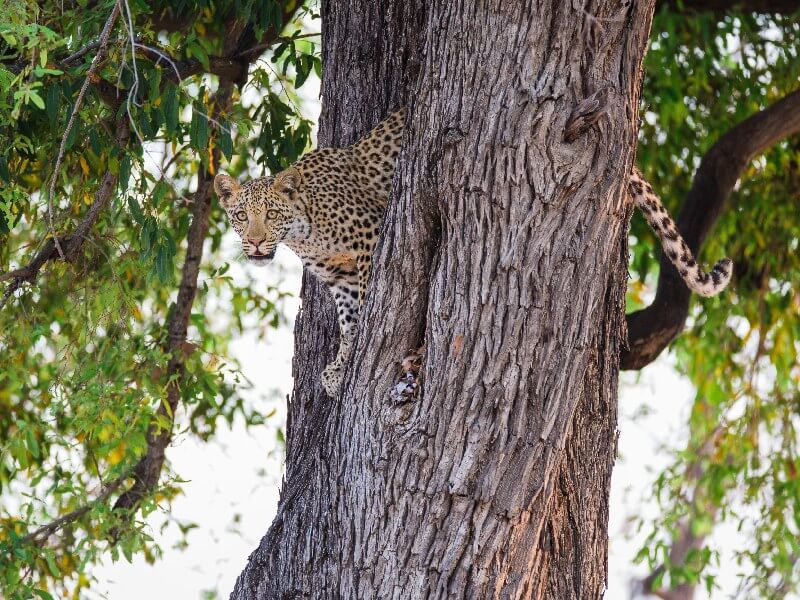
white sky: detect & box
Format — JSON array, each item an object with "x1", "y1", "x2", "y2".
[{"x1": 91, "y1": 71, "x2": 779, "y2": 600}]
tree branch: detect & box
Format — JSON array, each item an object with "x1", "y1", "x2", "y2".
[
  {"x1": 111, "y1": 2, "x2": 302, "y2": 516},
  {"x1": 20, "y1": 472, "x2": 129, "y2": 545},
  {"x1": 638, "y1": 427, "x2": 725, "y2": 600},
  {"x1": 658, "y1": 0, "x2": 800, "y2": 13},
  {"x1": 47, "y1": 1, "x2": 121, "y2": 260},
  {"x1": 621, "y1": 88, "x2": 800, "y2": 370}
]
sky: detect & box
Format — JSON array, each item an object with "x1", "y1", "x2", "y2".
[{"x1": 90, "y1": 71, "x2": 778, "y2": 600}]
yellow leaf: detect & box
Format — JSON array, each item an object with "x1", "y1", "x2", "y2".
[
  {"x1": 79, "y1": 156, "x2": 89, "y2": 176},
  {"x1": 108, "y1": 442, "x2": 126, "y2": 466}
]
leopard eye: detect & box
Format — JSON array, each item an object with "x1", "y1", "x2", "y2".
[
  {"x1": 266, "y1": 209, "x2": 280, "y2": 220},
  {"x1": 235, "y1": 210, "x2": 247, "y2": 221}
]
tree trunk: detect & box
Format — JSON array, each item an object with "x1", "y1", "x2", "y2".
[{"x1": 231, "y1": 1, "x2": 655, "y2": 598}]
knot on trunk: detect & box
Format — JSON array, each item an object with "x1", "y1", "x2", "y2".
[{"x1": 563, "y1": 87, "x2": 613, "y2": 143}]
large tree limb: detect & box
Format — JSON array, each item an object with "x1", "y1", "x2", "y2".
[
  {"x1": 621, "y1": 88, "x2": 800, "y2": 370},
  {"x1": 658, "y1": 0, "x2": 800, "y2": 13}
]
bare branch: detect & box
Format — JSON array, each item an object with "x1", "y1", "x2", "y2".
[{"x1": 621, "y1": 88, "x2": 800, "y2": 370}]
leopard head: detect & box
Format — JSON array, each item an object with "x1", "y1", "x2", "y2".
[{"x1": 214, "y1": 168, "x2": 306, "y2": 266}]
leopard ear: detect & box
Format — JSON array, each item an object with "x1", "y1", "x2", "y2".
[
  {"x1": 274, "y1": 167, "x2": 302, "y2": 197},
  {"x1": 214, "y1": 173, "x2": 240, "y2": 207}
]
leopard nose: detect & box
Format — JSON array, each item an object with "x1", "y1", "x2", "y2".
[{"x1": 247, "y1": 237, "x2": 265, "y2": 246}]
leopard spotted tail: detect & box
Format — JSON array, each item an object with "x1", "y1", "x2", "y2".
[{"x1": 630, "y1": 168, "x2": 732, "y2": 297}]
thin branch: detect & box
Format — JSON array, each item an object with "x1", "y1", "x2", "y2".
[
  {"x1": 621, "y1": 88, "x2": 800, "y2": 370},
  {"x1": 111, "y1": 0, "x2": 304, "y2": 517},
  {"x1": 235, "y1": 32, "x2": 321, "y2": 59},
  {"x1": 112, "y1": 86, "x2": 233, "y2": 514},
  {"x1": 61, "y1": 40, "x2": 103, "y2": 65},
  {"x1": 47, "y1": 1, "x2": 121, "y2": 260},
  {"x1": 20, "y1": 472, "x2": 129, "y2": 545},
  {"x1": 638, "y1": 427, "x2": 725, "y2": 600}
]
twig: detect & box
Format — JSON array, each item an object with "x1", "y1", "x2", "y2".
[
  {"x1": 235, "y1": 32, "x2": 321, "y2": 59},
  {"x1": 133, "y1": 41, "x2": 182, "y2": 82},
  {"x1": 47, "y1": 1, "x2": 122, "y2": 260},
  {"x1": 61, "y1": 40, "x2": 102, "y2": 66}
]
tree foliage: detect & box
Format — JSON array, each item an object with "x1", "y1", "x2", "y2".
[
  {"x1": 0, "y1": 1, "x2": 317, "y2": 597},
  {"x1": 631, "y1": 7, "x2": 800, "y2": 598}
]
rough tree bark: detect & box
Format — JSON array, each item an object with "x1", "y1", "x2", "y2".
[{"x1": 232, "y1": 1, "x2": 656, "y2": 598}]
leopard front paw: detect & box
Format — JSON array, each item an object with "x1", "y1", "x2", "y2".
[{"x1": 321, "y1": 363, "x2": 344, "y2": 397}]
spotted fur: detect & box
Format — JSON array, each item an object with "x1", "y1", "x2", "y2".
[
  {"x1": 629, "y1": 167, "x2": 732, "y2": 297},
  {"x1": 214, "y1": 108, "x2": 406, "y2": 396}
]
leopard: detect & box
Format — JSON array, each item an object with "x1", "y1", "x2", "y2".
[
  {"x1": 214, "y1": 108, "x2": 406, "y2": 396},
  {"x1": 214, "y1": 108, "x2": 731, "y2": 397}
]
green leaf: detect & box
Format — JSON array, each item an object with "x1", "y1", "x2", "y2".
[
  {"x1": 295, "y1": 55, "x2": 311, "y2": 88},
  {"x1": 45, "y1": 85, "x2": 59, "y2": 127},
  {"x1": 29, "y1": 90, "x2": 45, "y2": 110},
  {"x1": 128, "y1": 197, "x2": 144, "y2": 224},
  {"x1": 118, "y1": 155, "x2": 132, "y2": 192},
  {"x1": 153, "y1": 181, "x2": 169, "y2": 207},
  {"x1": 44, "y1": 551, "x2": 61, "y2": 577},
  {"x1": 64, "y1": 120, "x2": 79, "y2": 150},
  {"x1": 163, "y1": 84, "x2": 179, "y2": 134},
  {"x1": 190, "y1": 105, "x2": 208, "y2": 151},
  {"x1": 25, "y1": 428, "x2": 39, "y2": 458},
  {"x1": 219, "y1": 125, "x2": 233, "y2": 161}
]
